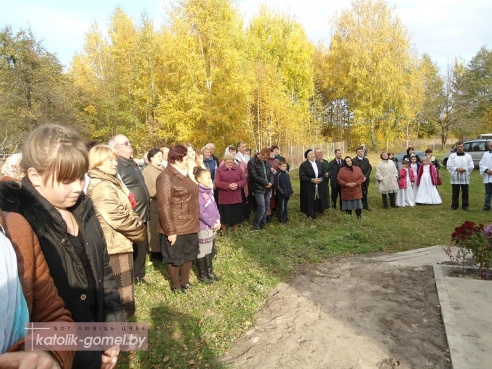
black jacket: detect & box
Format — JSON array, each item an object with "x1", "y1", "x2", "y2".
[
  {"x1": 117, "y1": 157, "x2": 150, "y2": 222},
  {"x1": 328, "y1": 158, "x2": 342, "y2": 188},
  {"x1": 0, "y1": 180, "x2": 123, "y2": 322},
  {"x1": 0, "y1": 179, "x2": 124, "y2": 368},
  {"x1": 274, "y1": 170, "x2": 293, "y2": 198},
  {"x1": 247, "y1": 155, "x2": 274, "y2": 193},
  {"x1": 299, "y1": 160, "x2": 327, "y2": 214},
  {"x1": 352, "y1": 156, "x2": 372, "y2": 184}
]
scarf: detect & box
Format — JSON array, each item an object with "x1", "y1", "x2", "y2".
[{"x1": 0, "y1": 228, "x2": 29, "y2": 353}]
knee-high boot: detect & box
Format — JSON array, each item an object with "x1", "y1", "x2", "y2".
[
  {"x1": 382, "y1": 194, "x2": 389, "y2": 209},
  {"x1": 205, "y1": 253, "x2": 220, "y2": 281},
  {"x1": 196, "y1": 257, "x2": 213, "y2": 284},
  {"x1": 389, "y1": 193, "x2": 398, "y2": 208}
]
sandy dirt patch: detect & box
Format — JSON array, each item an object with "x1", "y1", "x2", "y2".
[{"x1": 222, "y1": 255, "x2": 451, "y2": 369}]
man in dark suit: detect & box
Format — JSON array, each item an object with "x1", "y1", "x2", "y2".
[
  {"x1": 328, "y1": 149, "x2": 343, "y2": 210},
  {"x1": 352, "y1": 146, "x2": 372, "y2": 211},
  {"x1": 110, "y1": 134, "x2": 151, "y2": 283},
  {"x1": 315, "y1": 148, "x2": 330, "y2": 210}
]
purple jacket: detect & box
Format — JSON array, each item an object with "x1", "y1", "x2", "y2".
[{"x1": 198, "y1": 184, "x2": 220, "y2": 230}]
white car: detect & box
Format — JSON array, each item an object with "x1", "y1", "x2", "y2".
[{"x1": 441, "y1": 139, "x2": 492, "y2": 168}]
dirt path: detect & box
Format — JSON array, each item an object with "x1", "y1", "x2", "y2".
[{"x1": 222, "y1": 255, "x2": 451, "y2": 369}]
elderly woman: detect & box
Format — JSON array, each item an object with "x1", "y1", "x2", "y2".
[
  {"x1": 375, "y1": 152, "x2": 399, "y2": 209},
  {"x1": 87, "y1": 144, "x2": 146, "y2": 319},
  {"x1": 337, "y1": 156, "x2": 365, "y2": 218},
  {"x1": 156, "y1": 145, "x2": 200, "y2": 293},
  {"x1": 142, "y1": 148, "x2": 164, "y2": 262},
  {"x1": 299, "y1": 149, "x2": 327, "y2": 219},
  {"x1": 215, "y1": 153, "x2": 246, "y2": 234}
]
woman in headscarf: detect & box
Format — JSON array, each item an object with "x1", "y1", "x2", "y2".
[{"x1": 299, "y1": 149, "x2": 326, "y2": 219}]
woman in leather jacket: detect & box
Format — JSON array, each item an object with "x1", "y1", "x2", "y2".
[{"x1": 156, "y1": 145, "x2": 200, "y2": 293}]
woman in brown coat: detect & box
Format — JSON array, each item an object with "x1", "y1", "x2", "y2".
[
  {"x1": 156, "y1": 145, "x2": 200, "y2": 293},
  {"x1": 337, "y1": 156, "x2": 365, "y2": 219},
  {"x1": 0, "y1": 209, "x2": 74, "y2": 369}
]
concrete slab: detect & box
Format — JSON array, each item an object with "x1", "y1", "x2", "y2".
[
  {"x1": 371, "y1": 245, "x2": 460, "y2": 267},
  {"x1": 374, "y1": 246, "x2": 492, "y2": 369},
  {"x1": 434, "y1": 265, "x2": 492, "y2": 369}
]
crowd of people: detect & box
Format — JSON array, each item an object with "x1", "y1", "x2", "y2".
[{"x1": 1, "y1": 123, "x2": 492, "y2": 368}]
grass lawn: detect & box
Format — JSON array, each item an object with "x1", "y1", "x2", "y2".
[{"x1": 120, "y1": 157, "x2": 491, "y2": 369}]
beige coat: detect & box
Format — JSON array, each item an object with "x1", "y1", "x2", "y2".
[
  {"x1": 87, "y1": 169, "x2": 146, "y2": 254},
  {"x1": 375, "y1": 160, "x2": 399, "y2": 194}
]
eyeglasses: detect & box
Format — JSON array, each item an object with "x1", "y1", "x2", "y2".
[{"x1": 115, "y1": 141, "x2": 132, "y2": 147}]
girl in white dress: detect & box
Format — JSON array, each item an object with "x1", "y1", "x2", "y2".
[
  {"x1": 396, "y1": 159, "x2": 416, "y2": 207},
  {"x1": 415, "y1": 157, "x2": 442, "y2": 205},
  {"x1": 409, "y1": 155, "x2": 420, "y2": 199}
]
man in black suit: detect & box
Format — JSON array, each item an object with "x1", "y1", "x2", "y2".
[
  {"x1": 328, "y1": 149, "x2": 343, "y2": 210},
  {"x1": 352, "y1": 146, "x2": 372, "y2": 211},
  {"x1": 110, "y1": 134, "x2": 151, "y2": 283}
]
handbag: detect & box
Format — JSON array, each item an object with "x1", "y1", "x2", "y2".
[{"x1": 436, "y1": 173, "x2": 442, "y2": 186}]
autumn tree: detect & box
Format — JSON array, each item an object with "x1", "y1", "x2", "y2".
[
  {"x1": 320, "y1": 0, "x2": 421, "y2": 150},
  {"x1": 0, "y1": 26, "x2": 85, "y2": 149},
  {"x1": 246, "y1": 7, "x2": 315, "y2": 149},
  {"x1": 71, "y1": 8, "x2": 164, "y2": 152},
  {"x1": 157, "y1": 0, "x2": 252, "y2": 149},
  {"x1": 453, "y1": 46, "x2": 492, "y2": 137}
]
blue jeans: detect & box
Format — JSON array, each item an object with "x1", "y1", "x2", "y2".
[
  {"x1": 276, "y1": 196, "x2": 289, "y2": 223},
  {"x1": 253, "y1": 190, "x2": 271, "y2": 229}
]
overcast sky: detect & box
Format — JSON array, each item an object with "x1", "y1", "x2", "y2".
[{"x1": 1, "y1": 0, "x2": 490, "y2": 72}]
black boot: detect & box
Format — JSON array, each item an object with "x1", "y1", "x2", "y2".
[
  {"x1": 150, "y1": 252, "x2": 163, "y2": 263},
  {"x1": 205, "y1": 253, "x2": 220, "y2": 281},
  {"x1": 389, "y1": 193, "x2": 398, "y2": 208},
  {"x1": 382, "y1": 194, "x2": 389, "y2": 209},
  {"x1": 196, "y1": 257, "x2": 213, "y2": 284},
  {"x1": 355, "y1": 209, "x2": 362, "y2": 219}
]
